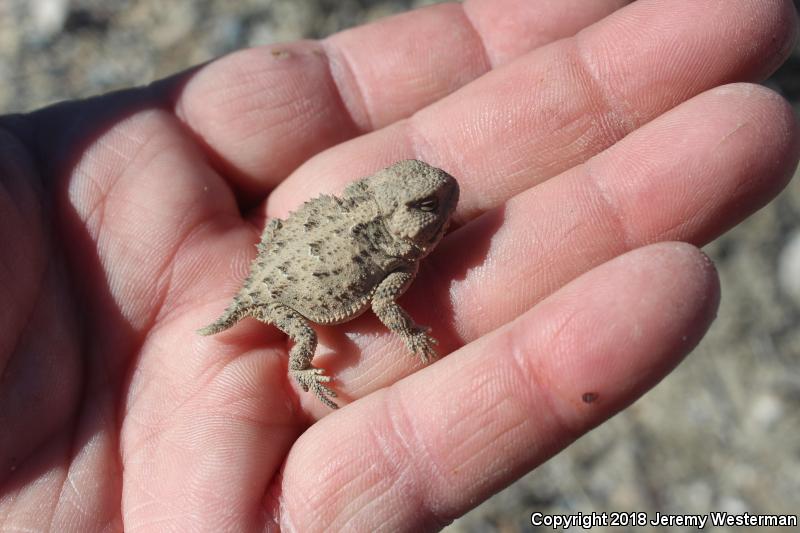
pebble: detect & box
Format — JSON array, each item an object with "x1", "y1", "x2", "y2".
[
  {"x1": 777, "y1": 230, "x2": 800, "y2": 306},
  {"x1": 30, "y1": 0, "x2": 70, "y2": 41}
]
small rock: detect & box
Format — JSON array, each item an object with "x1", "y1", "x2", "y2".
[
  {"x1": 777, "y1": 230, "x2": 800, "y2": 306},
  {"x1": 749, "y1": 393, "x2": 783, "y2": 430},
  {"x1": 718, "y1": 496, "x2": 749, "y2": 515},
  {"x1": 31, "y1": 0, "x2": 70, "y2": 40}
]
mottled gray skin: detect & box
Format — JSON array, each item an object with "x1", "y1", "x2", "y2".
[{"x1": 199, "y1": 160, "x2": 460, "y2": 408}]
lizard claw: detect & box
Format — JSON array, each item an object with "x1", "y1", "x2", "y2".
[
  {"x1": 407, "y1": 327, "x2": 438, "y2": 365},
  {"x1": 291, "y1": 368, "x2": 339, "y2": 409}
]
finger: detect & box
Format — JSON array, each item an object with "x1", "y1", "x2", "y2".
[
  {"x1": 464, "y1": 0, "x2": 631, "y2": 67},
  {"x1": 171, "y1": 0, "x2": 629, "y2": 191},
  {"x1": 268, "y1": 0, "x2": 797, "y2": 220},
  {"x1": 329, "y1": 83, "x2": 798, "y2": 398},
  {"x1": 436, "y1": 84, "x2": 799, "y2": 337},
  {"x1": 276, "y1": 243, "x2": 720, "y2": 530}
]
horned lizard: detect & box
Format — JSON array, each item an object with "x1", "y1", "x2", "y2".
[{"x1": 199, "y1": 160, "x2": 460, "y2": 408}]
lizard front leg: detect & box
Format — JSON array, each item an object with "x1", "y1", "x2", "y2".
[{"x1": 371, "y1": 269, "x2": 438, "y2": 364}]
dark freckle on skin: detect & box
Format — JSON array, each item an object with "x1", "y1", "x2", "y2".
[{"x1": 582, "y1": 392, "x2": 599, "y2": 404}]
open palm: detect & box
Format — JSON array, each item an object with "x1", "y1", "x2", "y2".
[{"x1": 1, "y1": 0, "x2": 797, "y2": 530}]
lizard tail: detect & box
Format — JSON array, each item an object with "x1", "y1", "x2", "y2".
[{"x1": 197, "y1": 295, "x2": 252, "y2": 335}]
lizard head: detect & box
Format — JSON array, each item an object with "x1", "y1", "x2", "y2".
[{"x1": 366, "y1": 160, "x2": 460, "y2": 258}]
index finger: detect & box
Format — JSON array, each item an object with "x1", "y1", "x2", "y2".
[{"x1": 169, "y1": 0, "x2": 629, "y2": 192}]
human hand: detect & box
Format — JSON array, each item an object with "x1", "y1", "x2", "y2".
[{"x1": 0, "y1": 0, "x2": 797, "y2": 530}]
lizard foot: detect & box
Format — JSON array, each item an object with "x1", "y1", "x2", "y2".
[
  {"x1": 406, "y1": 327, "x2": 438, "y2": 365},
  {"x1": 291, "y1": 367, "x2": 339, "y2": 409}
]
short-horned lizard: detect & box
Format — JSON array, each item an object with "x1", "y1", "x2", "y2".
[{"x1": 199, "y1": 160, "x2": 459, "y2": 408}]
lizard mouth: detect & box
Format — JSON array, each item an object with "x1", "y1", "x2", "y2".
[
  {"x1": 414, "y1": 216, "x2": 451, "y2": 255},
  {"x1": 430, "y1": 217, "x2": 451, "y2": 243}
]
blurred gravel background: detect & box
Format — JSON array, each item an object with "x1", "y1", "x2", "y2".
[{"x1": 1, "y1": 1, "x2": 799, "y2": 531}]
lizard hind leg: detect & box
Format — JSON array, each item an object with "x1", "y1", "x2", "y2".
[{"x1": 253, "y1": 303, "x2": 339, "y2": 409}]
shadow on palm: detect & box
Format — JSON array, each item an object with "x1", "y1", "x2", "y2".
[{"x1": 0, "y1": 87, "x2": 166, "y2": 497}]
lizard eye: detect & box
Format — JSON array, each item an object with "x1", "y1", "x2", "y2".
[{"x1": 414, "y1": 197, "x2": 439, "y2": 212}]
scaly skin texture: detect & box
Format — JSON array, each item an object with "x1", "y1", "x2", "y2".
[{"x1": 199, "y1": 160, "x2": 459, "y2": 407}]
